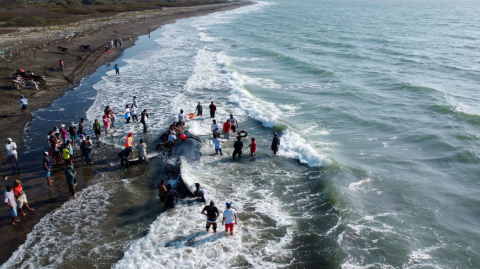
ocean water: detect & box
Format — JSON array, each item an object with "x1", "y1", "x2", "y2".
[{"x1": 4, "y1": 0, "x2": 480, "y2": 268}]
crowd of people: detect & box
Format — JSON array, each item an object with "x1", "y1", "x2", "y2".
[{"x1": 5, "y1": 92, "x2": 282, "y2": 236}]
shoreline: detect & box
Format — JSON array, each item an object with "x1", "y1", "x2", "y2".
[{"x1": 0, "y1": 1, "x2": 253, "y2": 265}]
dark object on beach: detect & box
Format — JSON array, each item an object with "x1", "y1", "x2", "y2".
[
  {"x1": 78, "y1": 45, "x2": 92, "y2": 52},
  {"x1": 118, "y1": 147, "x2": 132, "y2": 168},
  {"x1": 27, "y1": 72, "x2": 46, "y2": 85},
  {"x1": 238, "y1": 130, "x2": 248, "y2": 138},
  {"x1": 57, "y1": 46, "x2": 69, "y2": 54}
]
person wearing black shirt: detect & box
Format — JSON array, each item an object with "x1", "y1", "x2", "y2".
[
  {"x1": 77, "y1": 118, "x2": 86, "y2": 136},
  {"x1": 233, "y1": 137, "x2": 243, "y2": 158},
  {"x1": 209, "y1": 101, "x2": 216, "y2": 118},
  {"x1": 201, "y1": 201, "x2": 219, "y2": 233},
  {"x1": 192, "y1": 183, "x2": 206, "y2": 203},
  {"x1": 271, "y1": 133, "x2": 280, "y2": 155},
  {"x1": 163, "y1": 184, "x2": 179, "y2": 208}
]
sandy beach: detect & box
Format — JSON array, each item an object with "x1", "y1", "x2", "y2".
[{"x1": 0, "y1": 1, "x2": 251, "y2": 264}]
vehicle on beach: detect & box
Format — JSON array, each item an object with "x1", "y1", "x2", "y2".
[
  {"x1": 12, "y1": 70, "x2": 46, "y2": 85},
  {"x1": 57, "y1": 46, "x2": 69, "y2": 54},
  {"x1": 78, "y1": 45, "x2": 92, "y2": 52}
]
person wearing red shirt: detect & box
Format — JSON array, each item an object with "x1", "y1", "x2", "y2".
[
  {"x1": 249, "y1": 137, "x2": 257, "y2": 156},
  {"x1": 13, "y1": 180, "x2": 34, "y2": 216},
  {"x1": 209, "y1": 101, "x2": 216, "y2": 118},
  {"x1": 223, "y1": 120, "x2": 231, "y2": 140}
]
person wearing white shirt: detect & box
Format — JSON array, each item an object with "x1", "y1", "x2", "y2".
[
  {"x1": 222, "y1": 202, "x2": 238, "y2": 235},
  {"x1": 211, "y1": 119, "x2": 219, "y2": 136},
  {"x1": 130, "y1": 104, "x2": 138, "y2": 122},
  {"x1": 125, "y1": 105, "x2": 131, "y2": 123},
  {"x1": 133, "y1": 96, "x2": 138, "y2": 108},
  {"x1": 20, "y1": 95, "x2": 29, "y2": 116},
  {"x1": 178, "y1": 109, "x2": 186, "y2": 126},
  {"x1": 168, "y1": 132, "x2": 177, "y2": 142},
  {"x1": 228, "y1": 114, "x2": 239, "y2": 133},
  {"x1": 4, "y1": 186, "x2": 19, "y2": 225},
  {"x1": 5, "y1": 138, "x2": 19, "y2": 172},
  {"x1": 212, "y1": 134, "x2": 224, "y2": 156}
]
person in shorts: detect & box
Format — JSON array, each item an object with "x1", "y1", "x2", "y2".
[
  {"x1": 201, "y1": 200, "x2": 219, "y2": 233},
  {"x1": 222, "y1": 202, "x2": 238, "y2": 235},
  {"x1": 212, "y1": 134, "x2": 224, "y2": 156},
  {"x1": 43, "y1": 152, "x2": 53, "y2": 185},
  {"x1": 4, "y1": 186, "x2": 19, "y2": 225},
  {"x1": 14, "y1": 180, "x2": 34, "y2": 216},
  {"x1": 20, "y1": 95, "x2": 29, "y2": 116}
]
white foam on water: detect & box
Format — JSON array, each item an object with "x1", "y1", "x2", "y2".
[
  {"x1": 278, "y1": 129, "x2": 332, "y2": 167},
  {"x1": 348, "y1": 178, "x2": 373, "y2": 192}
]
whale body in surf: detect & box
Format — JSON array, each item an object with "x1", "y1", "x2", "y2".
[{"x1": 164, "y1": 131, "x2": 202, "y2": 196}]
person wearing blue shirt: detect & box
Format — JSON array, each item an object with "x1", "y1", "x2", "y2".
[{"x1": 114, "y1": 64, "x2": 119, "y2": 75}]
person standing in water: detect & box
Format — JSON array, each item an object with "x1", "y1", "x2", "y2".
[
  {"x1": 233, "y1": 136, "x2": 243, "y2": 159},
  {"x1": 93, "y1": 119, "x2": 101, "y2": 140},
  {"x1": 164, "y1": 184, "x2": 179, "y2": 209},
  {"x1": 213, "y1": 134, "x2": 224, "y2": 156},
  {"x1": 20, "y1": 95, "x2": 28, "y2": 116},
  {"x1": 78, "y1": 118, "x2": 86, "y2": 136},
  {"x1": 133, "y1": 96, "x2": 137, "y2": 108},
  {"x1": 222, "y1": 202, "x2": 238, "y2": 236},
  {"x1": 201, "y1": 200, "x2": 219, "y2": 233},
  {"x1": 178, "y1": 109, "x2": 186, "y2": 127},
  {"x1": 192, "y1": 183, "x2": 206, "y2": 203},
  {"x1": 249, "y1": 137, "x2": 257, "y2": 156},
  {"x1": 68, "y1": 122, "x2": 77, "y2": 147},
  {"x1": 209, "y1": 101, "x2": 216, "y2": 118},
  {"x1": 228, "y1": 114, "x2": 239, "y2": 134},
  {"x1": 65, "y1": 165, "x2": 76, "y2": 198},
  {"x1": 43, "y1": 152, "x2": 53, "y2": 185},
  {"x1": 63, "y1": 140, "x2": 73, "y2": 167},
  {"x1": 125, "y1": 105, "x2": 131, "y2": 123},
  {"x1": 103, "y1": 114, "x2": 110, "y2": 136},
  {"x1": 211, "y1": 119, "x2": 219, "y2": 137},
  {"x1": 136, "y1": 139, "x2": 148, "y2": 163},
  {"x1": 114, "y1": 64, "x2": 119, "y2": 75},
  {"x1": 223, "y1": 119, "x2": 231, "y2": 140},
  {"x1": 140, "y1": 109, "x2": 149, "y2": 133},
  {"x1": 271, "y1": 133, "x2": 280, "y2": 155},
  {"x1": 195, "y1": 102, "x2": 203, "y2": 116},
  {"x1": 130, "y1": 104, "x2": 138, "y2": 122},
  {"x1": 157, "y1": 179, "x2": 167, "y2": 204}
]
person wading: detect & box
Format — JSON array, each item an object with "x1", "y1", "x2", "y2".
[
  {"x1": 222, "y1": 202, "x2": 238, "y2": 236},
  {"x1": 140, "y1": 109, "x2": 149, "y2": 133},
  {"x1": 233, "y1": 136, "x2": 243, "y2": 159},
  {"x1": 209, "y1": 101, "x2": 216, "y2": 118},
  {"x1": 271, "y1": 133, "x2": 280, "y2": 155},
  {"x1": 201, "y1": 200, "x2": 219, "y2": 233},
  {"x1": 163, "y1": 184, "x2": 179, "y2": 209},
  {"x1": 125, "y1": 133, "x2": 134, "y2": 158}
]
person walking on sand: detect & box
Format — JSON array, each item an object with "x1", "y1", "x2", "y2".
[
  {"x1": 14, "y1": 180, "x2": 34, "y2": 216},
  {"x1": 211, "y1": 119, "x2": 219, "y2": 137},
  {"x1": 114, "y1": 39, "x2": 118, "y2": 49},
  {"x1": 125, "y1": 105, "x2": 131, "y2": 123},
  {"x1": 20, "y1": 95, "x2": 28, "y2": 116},
  {"x1": 93, "y1": 119, "x2": 101, "y2": 140},
  {"x1": 63, "y1": 140, "x2": 73, "y2": 167},
  {"x1": 209, "y1": 101, "x2": 216, "y2": 118},
  {"x1": 249, "y1": 137, "x2": 257, "y2": 156},
  {"x1": 60, "y1": 124, "x2": 68, "y2": 144},
  {"x1": 164, "y1": 184, "x2": 179, "y2": 209},
  {"x1": 43, "y1": 152, "x2": 53, "y2": 185},
  {"x1": 140, "y1": 109, "x2": 149, "y2": 133},
  {"x1": 110, "y1": 39, "x2": 113, "y2": 48},
  {"x1": 133, "y1": 96, "x2": 137, "y2": 108},
  {"x1": 136, "y1": 139, "x2": 148, "y2": 163},
  {"x1": 106, "y1": 46, "x2": 110, "y2": 56},
  {"x1": 222, "y1": 202, "x2": 238, "y2": 236},
  {"x1": 228, "y1": 114, "x2": 239, "y2": 134},
  {"x1": 195, "y1": 102, "x2": 203, "y2": 116},
  {"x1": 78, "y1": 118, "x2": 86, "y2": 136},
  {"x1": 114, "y1": 64, "x2": 120, "y2": 75},
  {"x1": 213, "y1": 133, "x2": 224, "y2": 156},
  {"x1": 223, "y1": 119, "x2": 231, "y2": 140},
  {"x1": 119, "y1": 38, "x2": 122, "y2": 48},
  {"x1": 4, "y1": 186, "x2": 19, "y2": 225},
  {"x1": 5, "y1": 138, "x2": 19, "y2": 173},
  {"x1": 65, "y1": 165, "x2": 76, "y2": 199},
  {"x1": 271, "y1": 133, "x2": 280, "y2": 155},
  {"x1": 233, "y1": 136, "x2": 243, "y2": 159},
  {"x1": 130, "y1": 104, "x2": 138, "y2": 122},
  {"x1": 157, "y1": 179, "x2": 167, "y2": 204},
  {"x1": 59, "y1": 59, "x2": 65, "y2": 71},
  {"x1": 103, "y1": 114, "x2": 110, "y2": 135},
  {"x1": 201, "y1": 200, "x2": 219, "y2": 233},
  {"x1": 68, "y1": 122, "x2": 77, "y2": 147}
]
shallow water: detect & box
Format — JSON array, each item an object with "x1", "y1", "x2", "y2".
[{"x1": 4, "y1": 0, "x2": 480, "y2": 268}]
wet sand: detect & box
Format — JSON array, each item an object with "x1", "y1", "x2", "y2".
[{"x1": 0, "y1": 1, "x2": 251, "y2": 264}]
